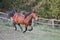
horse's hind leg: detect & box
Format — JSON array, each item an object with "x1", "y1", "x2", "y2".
[
  {"x1": 23, "y1": 25, "x2": 27, "y2": 33},
  {"x1": 13, "y1": 23, "x2": 17, "y2": 31},
  {"x1": 18, "y1": 24, "x2": 23, "y2": 31}
]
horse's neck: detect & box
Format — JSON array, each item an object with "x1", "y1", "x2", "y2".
[{"x1": 25, "y1": 14, "x2": 33, "y2": 22}]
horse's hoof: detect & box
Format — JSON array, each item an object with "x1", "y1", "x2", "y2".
[
  {"x1": 28, "y1": 28, "x2": 33, "y2": 31},
  {"x1": 15, "y1": 29, "x2": 17, "y2": 31},
  {"x1": 23, "y1": 31, "x2": 26, "y2": 33},
  {"x1": 28, "y1": 29, "x2": 32, "y2": 31}
]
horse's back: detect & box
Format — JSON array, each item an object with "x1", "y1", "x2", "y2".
[{"x1": 13, "y1": 13, "x2": 25, "y2": 23}]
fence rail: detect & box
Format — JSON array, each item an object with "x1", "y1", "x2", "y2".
[
  {"x1": 0, "y1": 17, "x2": 10, "y2": 21},
  {"x1": 34, "y1": 18, "x2": 60, "y2": 28},
  {"x1": 0, "y1": 16, "x2": 60, "y2": 28}
]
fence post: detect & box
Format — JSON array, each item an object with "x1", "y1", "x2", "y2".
[
  {"x1": 32, "y1": 19, "x2": 34, "y2": 26},
  {"x1": 51, "y1": 19, "x2": 55, "y2": 28}
]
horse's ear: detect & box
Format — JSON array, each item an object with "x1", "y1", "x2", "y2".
[{"x1": 33, "y1": 11, "x2": 37, "y2": 14}]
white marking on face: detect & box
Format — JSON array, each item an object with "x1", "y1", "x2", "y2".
[{"x1": 35, "y1": 17, "x2": 38, "y2": 20}]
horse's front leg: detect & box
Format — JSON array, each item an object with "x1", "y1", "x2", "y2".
[
  {"x1": 13, "y1": 23, "x2": 17, "y2": 31},
  {"x1": 18, "y1": 24, "x2": 23, "y2": 31},
  {"x1": 28, "y1": 24, "x2": 33, "y2": 31},
  {"x1": 23, "y1": 25, "x2": 27, "y2": 33}
]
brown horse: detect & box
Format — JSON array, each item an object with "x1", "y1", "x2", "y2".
[{"x1": 12, "y1": 12, "x2": 38, "y2": 33}]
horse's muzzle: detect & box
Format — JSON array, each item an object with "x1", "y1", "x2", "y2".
[{"x1": 35, "y1": 18, "x2": 38, "y2": 21}]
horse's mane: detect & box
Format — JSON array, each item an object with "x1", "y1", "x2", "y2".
[{"x1": 24, "y1": 12, "x2": 31, "y2": 18}]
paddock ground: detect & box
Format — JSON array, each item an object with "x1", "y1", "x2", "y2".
[{"x1": 0, "y1": 24, "x2": 60, "y2": 40}]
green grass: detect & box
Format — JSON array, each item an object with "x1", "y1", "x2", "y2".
[
  {"x1": 0, "y1": 20, "x2": 13, "y2": 27},
  {"x1": 0, "y1": 20, "x2": 60, "y2": 40},
  {"x1": 34, "y1": 25, "x2": 60, "y2": 33},
  {"x1": 33, "y1": 25, "x2": 60, "y2": 40}
]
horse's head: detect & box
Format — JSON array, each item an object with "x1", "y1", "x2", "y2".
[{"x1": 31, "y1": 12, "x2": 38, "y2": 20}]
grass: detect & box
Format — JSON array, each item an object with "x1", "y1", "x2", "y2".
[
  {"x1": 0, "y1": 20, "x2": 60, "y2": 40},
  {"x1": 33, "y1": 25, "x2": 60, "y2": 40}
]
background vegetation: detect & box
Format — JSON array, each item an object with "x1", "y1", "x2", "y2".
[{"x1": 0, "y1": 0, "x2": 60, "y2": 19}]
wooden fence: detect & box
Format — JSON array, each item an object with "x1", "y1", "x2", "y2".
[
  {"x1": 0, "y1": 14, "x2": 60, "y2": 28},
  {"x1": 33, "y1": 18, "x2": 60, "y2": 28}
]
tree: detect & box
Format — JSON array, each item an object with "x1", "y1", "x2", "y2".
[{"x1": 34, "y1": 0, "x2": 60, "y2": 19}]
